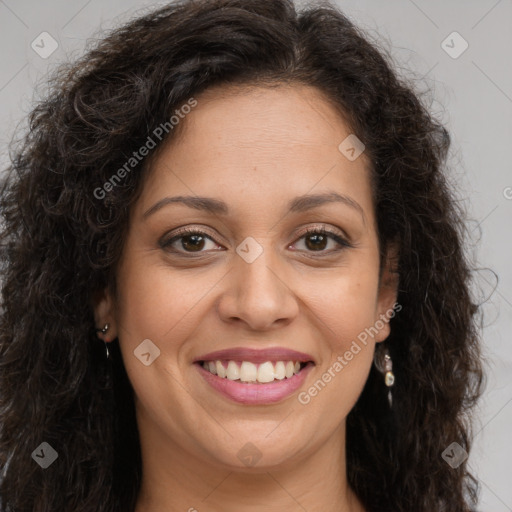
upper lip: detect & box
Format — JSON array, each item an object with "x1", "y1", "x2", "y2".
[{"x1": 194, "y1": 347, "x2": 315, "y2": 365}]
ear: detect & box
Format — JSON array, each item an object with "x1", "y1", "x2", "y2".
[
  {"x1": 92, "y1": 287, "x2": 118, "y2": 342},
  {"x1": 374, "y1": 240, "x2": 400, "y2": 343}
]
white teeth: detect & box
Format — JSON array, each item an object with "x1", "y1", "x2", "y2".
[
  {"x1": 215, "y1": 360, "x2": 226, "y2": 378},
  {"x1": 274, "y1": 361, "x2": 286, "y2": 380},
  {"x1": 202, "y1": 360, "x2": 305, "y2": 383},
  {"x1": 226, "y1": 361, "x2": 240, "y2": 380},
  {"x1": 257, "y1": 361, "x2": 275, "y2": 383},
  {"x1": 240, "y1": 361, "x2": 258, "y2": 382}
]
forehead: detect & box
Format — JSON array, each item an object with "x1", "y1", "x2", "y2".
[
  {"x1": 175, "y1": 83, "x2": 357, "y2": 151},
  {"x1": 138, "y1": 84, "x2": 374, "y2": 225}
]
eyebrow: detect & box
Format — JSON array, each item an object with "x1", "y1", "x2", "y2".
[{"x1": 142, "y1": 191, "x2": 365, "y2": 221}]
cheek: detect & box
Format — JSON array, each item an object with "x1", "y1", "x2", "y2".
[
  {"x1": 115, "y1": 256, "x2": 210, "y2": 343},
  {"x1": 300, "y1": 261, "x2": 380, "y2": 350},
  {"x1": 113, "y1": 259, "x2": 200, "y2": 420},
  {"x1": 296, "y1": 259, "x2": 379, "y2": 407},
  {"x1": 113, "y1": 254, "x2": 228, "y2": 401},
  {"x1": 296, "y1": 274, "x2": 378, "y2": 423}
]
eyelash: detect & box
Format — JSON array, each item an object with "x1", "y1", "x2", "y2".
[{"x1": 160, "y1": 225, "x2": 352, "y2": 257}]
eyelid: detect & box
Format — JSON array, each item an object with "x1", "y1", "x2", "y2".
[
  {"x1": 159, "y1": 225, "x2": 222, "y2": 247},
  {"x1": 293, "y1": 223, "x2": 352, "y2": 245}
]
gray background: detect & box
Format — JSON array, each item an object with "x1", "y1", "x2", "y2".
[{"x1": 1, "y1": 0, "x2": 511, "y2": 509}]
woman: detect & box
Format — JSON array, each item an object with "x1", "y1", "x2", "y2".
[{"x1": 0, "y1": 0, "x2": 483, "y2": 511}]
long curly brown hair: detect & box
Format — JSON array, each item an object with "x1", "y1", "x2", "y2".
[{"x1": 0, "y1": 1, "x2": 483, "y2": 511}]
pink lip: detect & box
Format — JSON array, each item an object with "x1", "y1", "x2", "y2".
[
  {"x1": 196, "y1": 362, "x2": 314, "y2": 404},
  {"x1": 194, "y1": 347, "x2": 315, "y2": 365}
]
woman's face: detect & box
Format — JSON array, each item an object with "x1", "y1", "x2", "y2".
[{"x1": 96, "y1": 84, "x2": 397, "y2": 472}]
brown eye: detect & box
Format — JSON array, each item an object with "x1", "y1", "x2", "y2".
[
  {"x1": 160, "y1": 227, "x2": 221, "y2": 254},
  {"x1": 293, "y1": 227, "x2": 351, "y2": 254},
  {"x1": 304, "y1": 232, "x2": 329, "y2": 251},
  {"x1": 179, "y1": 233, "x2": 207, "y2": 252}
]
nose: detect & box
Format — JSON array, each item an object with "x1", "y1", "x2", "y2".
[{"x1": 216, "y1": 246, "x2": 299, "y2": 331}]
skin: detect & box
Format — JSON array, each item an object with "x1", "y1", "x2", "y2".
[{"x1": 94, "y1": 83, "x2": 398, "y2": 512}]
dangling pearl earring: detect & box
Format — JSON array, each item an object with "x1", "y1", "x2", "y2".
[
  {"x1": 96, "y1": 323, "x2": 111, "y2": 360},
  {"x1": 374, "y1": 346, "x2": 395, "y2": 407}
]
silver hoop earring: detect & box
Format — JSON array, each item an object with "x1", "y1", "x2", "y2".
[{"x1": 374, "y1": 346, "x2": 395, "y2": 407}]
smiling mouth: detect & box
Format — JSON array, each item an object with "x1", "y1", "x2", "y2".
[{"x1": 198, "y1": 360, "x2": 312, "y2": 384}]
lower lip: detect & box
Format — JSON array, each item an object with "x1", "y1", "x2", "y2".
[{"x1": 195, "y1": 363, "x2": 313, "y2": 404}]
